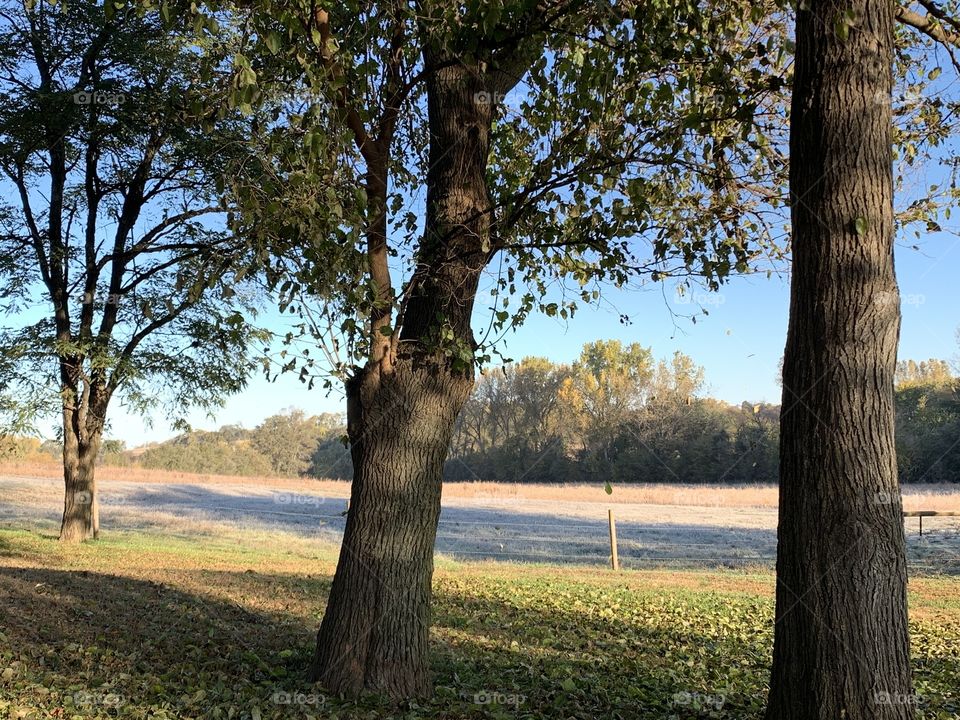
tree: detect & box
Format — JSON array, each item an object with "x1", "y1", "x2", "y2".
[
  {"x1": 728, "y1": 402, "x2": 779, "y2": 483},
  {"x1": 765, "y1": 0, "x2": 914, "y2": 716},
  {"x1": 895, "y1": 357, "x2": 954, "y2": 387},
  {"x1": 560, "y1": 340, "x2": 654, "y2": 477},
  {"x1": 651, "y1": 350, "x2": 705, "y2": 400},
  {"x1": 446, "y1": 348, "x2": 784, "y2": 485},
  {"x1": 447, "y1": 357, "x2": 571, "y2": 482},
  {"x1": 0, "y1": 0, "x2": 265, "y2": 541},
  {"x1": 895, "y1": 359, "x2": 960, "y2": 483},
  {"x1": 222, "y1": 0, "x2": 790, "y2": 698},
  {"x1": 251, "y1": 408, "x2": 335, "y2": 476},
  {"x1": 139, "y1": 430, "x2": 276, "y2": 476}
]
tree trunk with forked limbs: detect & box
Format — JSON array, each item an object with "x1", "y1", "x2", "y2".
[
  {"x1": 765, "y1": 1, "x2": 913, "y2": 718},
  {"x1": 310, "y1": 55, "x2": 504, "y2": 698},
  {"x1": 1, "y1": 1, "x2": 265, "y2": 544}
]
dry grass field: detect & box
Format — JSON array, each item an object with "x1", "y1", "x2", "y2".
[
  {"x1": 4, "y1": 467, "x2": 960, "y2": 574},
  {"x1": 3, "y1": 459, "x2": 959, "y2": 511}
]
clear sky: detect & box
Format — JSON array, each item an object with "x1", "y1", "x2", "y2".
[{"x1": 104, "y1": 226, "x2": 960, "y2": 447}]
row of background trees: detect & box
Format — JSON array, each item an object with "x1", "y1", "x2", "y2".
[
  {"x1": 451, "y1": 350, "x2": 960, "y2": 485},
  {"x1": 0, "y1": 409, "x2": 347, "y2": 477},
  {"x1": 5, "y1": 344, "x2": 956, "y2": 486}
]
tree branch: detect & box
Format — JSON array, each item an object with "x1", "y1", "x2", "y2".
[
  {"x1": 897, "y1": 4, "x2": 960, "y2": 46},
  {"x1": 313, "y1": 8, "x2": 375, "y2": 163}
]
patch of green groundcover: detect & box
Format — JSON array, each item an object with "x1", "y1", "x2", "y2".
[{"x1": 0, "y1": 529, "x2": 957, "y2": 719}]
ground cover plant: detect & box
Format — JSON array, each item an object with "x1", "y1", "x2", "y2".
[{"x1": 1, "y1": 528, "x2": 958, "y2": 719}]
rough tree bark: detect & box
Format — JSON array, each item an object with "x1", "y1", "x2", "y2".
[
  {"x1": 765, "y1": 1, "x2": 914, "y2": 718},
  {"x1": 310, "y1": 57, "x2": 498, "y2": 698},
  {"x1": 58, "y1": 368, "x2": 109, "y2": 543},
  {"x1": 59, "y1": 406, "x2": 104, "y2": 542}
]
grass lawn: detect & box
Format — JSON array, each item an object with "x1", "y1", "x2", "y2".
[{"x1": 1, "y1": 528, "x2": 958, "y2": 719}]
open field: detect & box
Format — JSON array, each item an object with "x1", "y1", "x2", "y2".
[
  {"x1": 3, "y1": 474, "x2": 960, "y2": 573},
  {"x1": 4, "y1": 460, "x2": 960, "y2": 510},
  {"x1": 1, "y1": 527, "x2": 959, "y2": 720}
]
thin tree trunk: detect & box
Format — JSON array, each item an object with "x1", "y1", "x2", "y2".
[
  {"x1": 59, "y1": 406, "x2": 102, "y2": 543},
  {"x1": 765, "y1": 1, "x2": 913, "y2": 718},
  {"x1": 311, "y1": 58, "x2": 495, "y2": 699}
]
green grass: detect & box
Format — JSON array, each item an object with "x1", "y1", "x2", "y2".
[{"x1": 1, "y1": 528, "x2": 958, "y2": 719}]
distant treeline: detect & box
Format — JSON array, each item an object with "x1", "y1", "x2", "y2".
[
  {"x1": 892, "y1": 359, "x2": 960, "y2": 483},
  {"x1": 0, "y1": 410, "x2": 352, "y2": 480},
  {"x1": 133, "y1": 411, "x2": 351, "y2": 478},
  {"x1": 3, "y1": 346, "x2": 957, "y2": 484},
  {"x1": 447, "y1": 350, "x2": 960, "y2": 485},
  {"x1": 446, "y1": 342, "x2": 780, "y2": 485}
]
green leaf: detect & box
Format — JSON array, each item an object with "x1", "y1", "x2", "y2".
[{"x1": 265, "y1": 31, "x2": 282, "y2": 55}]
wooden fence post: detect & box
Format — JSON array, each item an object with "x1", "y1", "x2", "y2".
[{"x1": 608, "y1": 508, "x2": 619, "y2": 571}]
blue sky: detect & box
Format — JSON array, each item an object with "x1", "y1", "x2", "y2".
[{"x1": 106, "y1": 227, "x2": 960, "y2": 447}]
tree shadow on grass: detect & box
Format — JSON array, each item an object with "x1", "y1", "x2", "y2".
[
  {"x1": 0, "y1": 565, "x2": 323, "y2": 720},
  {"x1": 0, "y1": 564, "x2": 957, "y2": 720}
]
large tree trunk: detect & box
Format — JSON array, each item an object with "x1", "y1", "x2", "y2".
[
  {"x1": 765, "y1": 1, "x2": 913, "y2": 718},
  {"x1": 59, "y1": 405, "x2": 103, "y2": 543},
  {"x1": 310, "y1": 360, "x2": 472, "y2": 697},
  {"x1": 310, "y1": 58, "x2": 496, "y2": 698}
]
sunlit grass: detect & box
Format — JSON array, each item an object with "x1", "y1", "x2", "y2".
[{"x1": 1, "y1": 528, "x2": 958, "y2": 719}]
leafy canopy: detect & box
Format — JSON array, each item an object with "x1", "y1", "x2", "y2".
[
  {"x1": 0, "y1": 0, "x2": 270, "y2": 433},
  {"x1": 194, "y1": 0, "x2": 794, "y2": 380}
]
